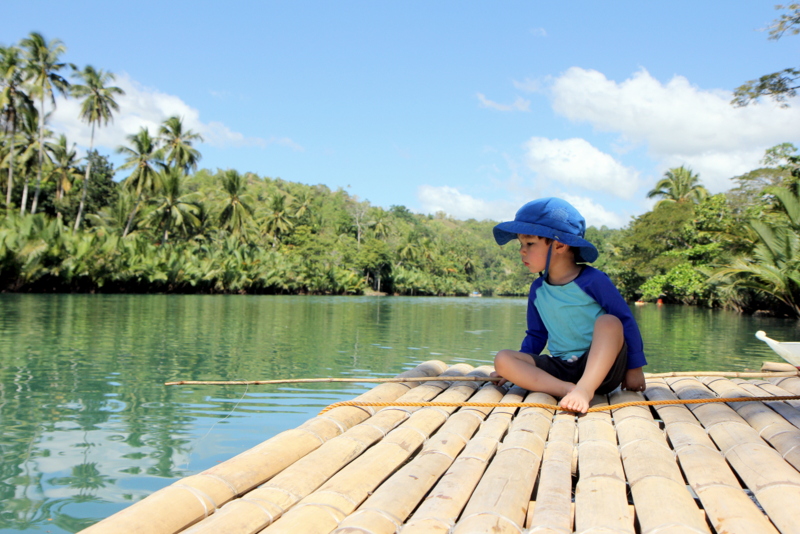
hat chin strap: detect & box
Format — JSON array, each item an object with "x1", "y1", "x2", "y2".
[{"x1": 543, "y1": 242, "x2": 553, "y2": 281}]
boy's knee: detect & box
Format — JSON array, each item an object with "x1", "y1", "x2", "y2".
[
  {"x1": 494, "y1": 349, "x2": 516, "y2": 373},
  {"x1": 595, "y1": 314, "x2": 622, "y2": 332}
]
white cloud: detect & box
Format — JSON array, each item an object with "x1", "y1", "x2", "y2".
[
  {"x1": 530, "y1": 27, "x2": 547, "y2": 37},
  {"x1": 561, "y1": 194, "x2": 627, "y2": 229},
  {"x1": 49, "y1": 73, "x2": 302, "y2": 154},
  {"x1": 477, "y1": 93, "x2": 530, "y2": 112},
  {"x1": 549, "y1": 67, "x2": 800, "y2": 191},
  {"x1": 417, "y1": 185, "x2": 517, "y2": 221},
  {"x1": 523, "y1": 137, "x2": 640, "y2": 198}
]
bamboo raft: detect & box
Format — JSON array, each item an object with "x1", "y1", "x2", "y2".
[{"x1": 81, "y1": 360, "x2": 800, "y2": 534}]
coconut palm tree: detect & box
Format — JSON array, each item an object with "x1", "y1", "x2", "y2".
[
  {"x1": 117, "y1": 127, "x2": 164, "y2": 237},
  {"x1": 217, "y1": 169, "x2": 255, "y2": 239},
  {"x1": 0, "y1": 45, "x2": 34, "y2": 210},
  {"x1": 158, "y1": 115, "x2": 203, "y2": 174},
  {"x1": 20, "y1": 32, "x2": 70, "y2": 215},
  {"x1": 15, "y1": 106, "x2": 52, "y2": 214},
  {"x1": 145, "y1": 166, "x2": 201, "y2": 244},
  {"x1": 71, "y1": 65, "x2": 124, "y2": 231},
  {"x1": 262, "y1": 193, "x2": 294, "y2": 247},
  {"x1": 45, "y1": 134, "x2": 81, "y2": 202},
  {"x1": 647, "y1": 166, "x2": 709, "y2": 207}
]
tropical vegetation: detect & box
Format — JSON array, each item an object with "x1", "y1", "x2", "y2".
[{"x1": 3, "y1": 29, "x2": 800, "y2": 317}]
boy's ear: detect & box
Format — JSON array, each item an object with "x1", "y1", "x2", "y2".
[{"x1": 552, "y1": 240, "x2": 570, "y2": 253}]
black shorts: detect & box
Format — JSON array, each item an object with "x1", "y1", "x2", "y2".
[{"x1": 530, "y1": 342, "x2": 628, "y2": 395}]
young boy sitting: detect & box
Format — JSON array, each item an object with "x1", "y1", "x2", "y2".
[{"x1": 490, "y1": 197, "x2": 647, "y2": 413}]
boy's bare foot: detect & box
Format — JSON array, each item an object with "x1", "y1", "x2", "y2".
[{"x1": 559, "y1": 384, "x2": 593, "y2": 413}]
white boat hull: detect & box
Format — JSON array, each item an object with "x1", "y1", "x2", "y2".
[{"x1": 756, "y1": 331, "x2": 800, "y2": 367}]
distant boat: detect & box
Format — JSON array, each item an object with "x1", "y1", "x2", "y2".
[
  {"x1": 755, "y1": 330, "x2": 800, "y2": 367},
  {"x1": 469, "y1": 291, "x2": 482, "y2": 297}
]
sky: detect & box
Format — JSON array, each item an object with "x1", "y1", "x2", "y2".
[{"x1": 3, "y1": 1, "x2": 800, "y2": 229}]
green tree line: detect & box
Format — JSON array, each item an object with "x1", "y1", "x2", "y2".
[{"x1": 3, "y1": 29, "x2": 800, "y2": 316}]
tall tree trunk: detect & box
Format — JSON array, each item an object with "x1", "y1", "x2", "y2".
[
  {"x1": 20, "y1": 178, "x2": 29, "y2": 215},
  {"x1": 74, "y1": 126, "x2": 95, "y2": 232},
  {"x1": 5, "y1": 119, "x2": 15, "y2": 210},
  {"x1": 122, "y1": 193, "x2": 143, "y2": 237},
  {"x1": 30, "y1": 94, "x2": 45, "y2": 215}
]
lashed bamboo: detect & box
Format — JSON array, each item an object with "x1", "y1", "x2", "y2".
[
  {"x1": 452, "y1": 391, "x2": 555, "y2": 534},
  {"x1": 526, "y1": 411, "x2": 576, "y2": 533},
  {"x1": 646, "y1": 370, "x2": 797, "y2": 378},
  {"x1": 574, "y1": 394, "x2": 633, "y2": 534},
  {"x1": 645, "y1": 379, "x2": 779, "y2": 534},
  {"x1": 730, "y1": 378, "x2": 800, "y2": 429},
  {"x1": 762, "y1": 361, "x2": 799, "y2": 372},
  {"x1": 79, "y1": 360, "x2": 448, "y2": 534},
  {"x1": 261, "y1": 363, "x2": 484, "y2": 534},
  {"x1": 399, "y1": 386, "x2": 527, "y2": 534},
  {"x1": 330, "y1": 370, "x2": 504, "y2": 534},
  {"x1": 183, "y1": 364, "x2": 480, "y2": 534},
  {"x1": 610, "y1": 389, "x2": 710, "y2": 534},
  {"x1": 771, "y1": 375, "x2": 800, "y2": 395},
  {"x1": 701, "y1": 376, "x2": 800, "y2": 470},
  {"x1": 665, "y1": 376, "x2": 800, "y2": 534}
]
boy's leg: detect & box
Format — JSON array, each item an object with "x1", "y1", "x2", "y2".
[
  {"x1": 560, "y1": 314, "x2": 624, "y2": 413},
  {"x1": 492, "y1": 349, "x2": 574, "y2": 398}
]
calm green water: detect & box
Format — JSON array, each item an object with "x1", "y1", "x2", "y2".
[{"x1": 0, "y1": 294, "x2": 798, "y2": 533}]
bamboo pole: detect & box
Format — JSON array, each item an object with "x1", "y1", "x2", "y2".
[
  {"x1": 701, "y1": 376, "x2": 800, "y2": 471},
  {"x1": 79, "y1": 360, "x2": 449, "y2": 534},
  {"x1": 452, "y1": 391, "x2": 555, "y2": 534},
  {"x1": 183, "y1": 364, "x2": 483, "y2": 534},
  {"x1": 610, "y1": 389, "x2": 710, "y2": 533},
  {"x1": 574, "y1": 395, "x2": 634, "y2": 534},
  {"x1": 330, "y1": 370, "x2": 504, "y2": 534},
  {"x1": 665, "y1": 376, "x2": 800, "y2": 533},
  {"x1": 164, "y1": 369, "x2": 798, "y2": 387},
  {"x1": 400, "y1": 386, "x2": 526, "y2": 534},
  {"x1": 644, "y1": 379, "x2": 779, "y2": 534},
  {"x1": 730, "y1": 378, "x2": 800, "y2": 429},
  {"x1": 261, "y1": 363, "x2": 487, "y2": 534},
  {"x1": 526, "y1": 411, "x2": 575, "y2": 533}
]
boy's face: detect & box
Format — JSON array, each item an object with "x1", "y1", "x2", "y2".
[{"x1": 517, "y1": 234, "x2": 551, "y2": 274}]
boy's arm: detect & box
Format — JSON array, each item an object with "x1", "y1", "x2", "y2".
[
  {"x1": 622, "y1": 367, "x2": 646, "y2": 392},
  {"x1": 521, "y1": 279, "x2": 547, "y2": 354}
]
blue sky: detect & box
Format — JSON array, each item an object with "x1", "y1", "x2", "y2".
[{"x1": 4, "y1": 1, "x2": 800, "y2": 228}]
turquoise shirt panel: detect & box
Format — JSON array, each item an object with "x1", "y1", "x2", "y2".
[{"x1": 533, "y1": 280, "x2": 604, "y2": 362}]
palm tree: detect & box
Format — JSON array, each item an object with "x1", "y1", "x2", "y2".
[
  {"x1": 711, "y1": 186, "x2": 800, "y2": 316},
  {"x1": 217, "y1": 169, "x2": 255, "y2": 238},
  {"x1": 262, "y1": 192, "x2": 294, "y2": 247},
  {"x1": 71, "y1": 65, "x2": 124, "y2": 231},
  {"x1": 1, "y1": 45, "x2": 34, "y2": 210},
  {"x1": 20, "y1": 32, "x2": 70, "y2": 215},
  {"x1": 45, "y1": 134, "x2": 81, "y2": 202},
  {"x1": 647, "y1": 166, "x2": 709, "y2": 207},
  {"x1": 117, "y1": 127, "x2": 164, "y2": 237},
  {"x1": 145, "y1": 166, "x2": 201, "y2": 243},
  {"x1": 158, "y1": 115, "x2": 203, "y2": 173},
  {"x1": 15, "y1": 106, "x2": 51, "y2": 215}
]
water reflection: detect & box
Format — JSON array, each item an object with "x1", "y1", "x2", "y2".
[{"x1": 0, "y1": 294, "x2": 797, "y2": 532}]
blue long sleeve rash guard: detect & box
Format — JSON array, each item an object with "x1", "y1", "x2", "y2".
[{"x1": 520, "y1": 266, "x2": 647, "y2": 369}]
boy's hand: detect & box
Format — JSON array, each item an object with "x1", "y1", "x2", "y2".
[
  {"x1": 622, "y1": 367, "x2": 646, "y2": 392},
  {"x1": 489, "y1": 371, "x2": 508, "y2": 387}
]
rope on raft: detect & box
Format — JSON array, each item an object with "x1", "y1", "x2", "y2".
[{"x1": 317, "y1": 394, "x2": 800, "y2": 415}]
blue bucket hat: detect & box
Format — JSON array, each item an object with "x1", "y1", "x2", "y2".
[{"x1": 493, "y1": 197, "x2": 598, "y2": 263}]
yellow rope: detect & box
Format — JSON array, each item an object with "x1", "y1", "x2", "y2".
[{"x1": 318, "y1": 394, "x2": 800, "y2": 415}]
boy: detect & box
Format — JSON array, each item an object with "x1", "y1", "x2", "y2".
[{"x1": 491, "y1": 197, "x2": 646, "y2": 413}]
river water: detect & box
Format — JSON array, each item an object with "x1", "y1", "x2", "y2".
[{"x1": 0, "y1": 294, "x2": 797, "y2": 533}]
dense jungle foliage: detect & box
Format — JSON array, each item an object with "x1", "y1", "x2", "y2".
[{"x1": 3, "y1": 32, "x2": 800, "y2": 317}]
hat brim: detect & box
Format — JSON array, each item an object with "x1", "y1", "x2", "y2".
[{"x1": 493, "y1": 221, "x2": 598, "y2": 263}]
